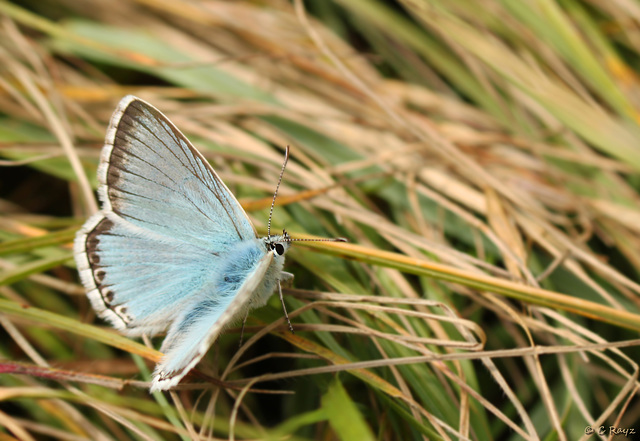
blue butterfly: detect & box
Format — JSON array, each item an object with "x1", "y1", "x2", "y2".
[{"x1": 74, "y1": 96, "x2": 337, "y2": 391}]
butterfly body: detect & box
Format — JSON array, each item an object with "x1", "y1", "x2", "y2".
[
  {"x1": 75, "y1": 95, "x2": 293, "y2": 391},
  {"x1": 213, "y1": 236, "x2": 290, "y2": 308}
]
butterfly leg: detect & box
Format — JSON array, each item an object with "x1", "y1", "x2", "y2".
[
  {"x1": 280, "y1": 271, "x2": 294, "y2": 287},
  {"x1": 277, "y1": 279, "x2": 294, "y2": 333},
  {"x1": 239, "y1": 310, "x2": 250, "y2": 348}
]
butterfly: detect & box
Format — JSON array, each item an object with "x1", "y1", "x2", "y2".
[{"x1": 74, "y1": 95, "x2": 344, "y2": 391}]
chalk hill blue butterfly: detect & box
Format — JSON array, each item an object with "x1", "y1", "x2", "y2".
[{"x1": 75, "y1": 96, "x2": 343, "y2": 391}]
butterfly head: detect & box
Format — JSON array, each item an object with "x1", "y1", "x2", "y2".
[{"x1": 264, "y1": 229, "x2": 292, "y2": 257}]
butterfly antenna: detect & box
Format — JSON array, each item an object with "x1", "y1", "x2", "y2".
[
  {"x1": 285, "y1": 236, "x2": 348, "y2": 243},
  {"x1": 267, "y1": 145, "x2": 290, "y2": 239}
]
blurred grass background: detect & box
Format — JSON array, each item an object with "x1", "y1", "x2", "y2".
[{"x1": 1, "y1": 0, "x2": 640, "y2": 439}]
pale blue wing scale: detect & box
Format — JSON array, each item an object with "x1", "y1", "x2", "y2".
[
  {"x1": 98, "y1": 95, "x2": 256, "y2": 249},
  {"x1": 151, "y1": 248, "x2": 274, "y2": 391},
  {"x1": 75, "y1": 213, "x2": 222, "y2": 336}
]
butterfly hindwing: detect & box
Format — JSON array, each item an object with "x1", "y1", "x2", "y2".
[
  {"x1": 151, "y1": 250, "x2": 274, "y2": 391},
  {"x1": 75, "y1": 212, "x2": 223, "y2": 336}
]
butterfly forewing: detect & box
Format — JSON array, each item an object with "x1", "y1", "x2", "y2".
[{"x1": 99, "y1": 96, "x2": 256, "y2": 247}]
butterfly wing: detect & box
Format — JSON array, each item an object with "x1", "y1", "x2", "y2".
[
  {"x1": 150, "y1": 251, "x2": 274, "y2": 391},
  {"x1": 75, "y1": 214, "x2": 223, "y2": 335},
  {"x1": 97, "y1": 95, "x2": 256, "y2": 247},
  {"x1": 75, "y1": 95, "x2": 256, "y2": 333}
]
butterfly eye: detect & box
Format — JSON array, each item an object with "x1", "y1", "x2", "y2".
[{"x1": 275, "y1": 243, "x2": 285, "y2": 256}]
